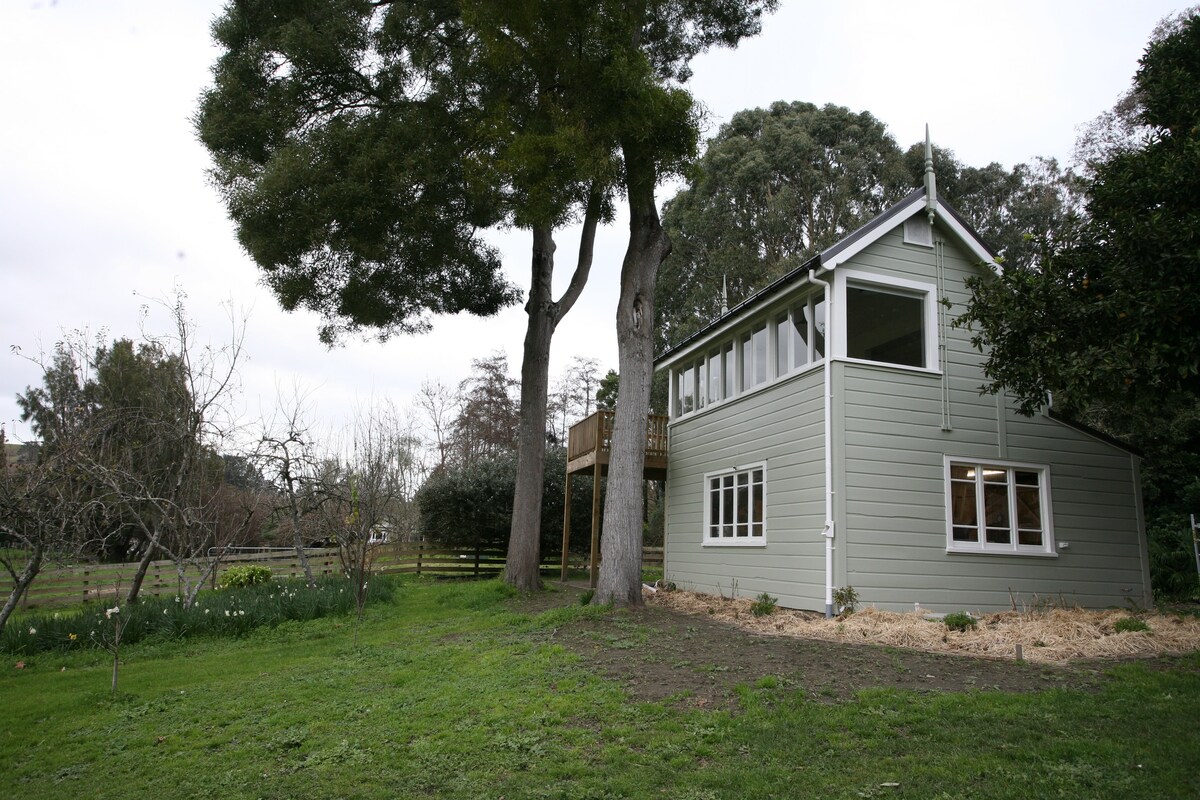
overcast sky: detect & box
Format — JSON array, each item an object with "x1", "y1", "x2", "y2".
[{"x1": 0, "y1": 1, "x2": 1186, "y2": 446}]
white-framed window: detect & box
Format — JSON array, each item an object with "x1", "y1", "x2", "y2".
[
  {"x1": 834, "y1": 269, "x2": 938, "y2": 371},
  {"x1": 944, "y1": 457, "x2": 1055, "y2": 556},
  {"x1": 704, "y1": 464, "x2": 766, "y2": 545},
  {"x1": 903, "y1": 215, "x2": 934, "y2": 247}
]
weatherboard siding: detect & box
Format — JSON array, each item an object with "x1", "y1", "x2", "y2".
[
  {"x1": 664, "y1": 369, "x2": 826, "y2": 611},
  {"x1": 837, "y1": 229, "x2": 1150, "y2": 611}
]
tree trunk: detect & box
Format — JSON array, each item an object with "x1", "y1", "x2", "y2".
[
  {"x1": 594, "y1": 149, "x2": 670, "y2": 606},
  {"x1": 504, "y1": 195, "x2": 599, "y2": 592},
  {"x1": 505, "y1": 225, "x2": 557, "y2": 591},
  {"x1": 0, "y1": 545, "x2": 43, "y2": 635},
  {"x1": 286, "y1": 472, "x2": 316, "y2": 588},
  {"x1": 125, "y1": 526, "x2": 161, "y2": 604}
]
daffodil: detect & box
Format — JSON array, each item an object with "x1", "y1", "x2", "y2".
[
  {"x1": 69, "y1": 633, "x2": 78, "y2": 641},
  {"x1": 28, "y1": 627, "x2": 37, "y2": 635}
]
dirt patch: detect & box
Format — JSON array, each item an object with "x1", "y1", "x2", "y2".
[{"x1": 509, "y1": 586, "x2": 1164, "y2": 708}]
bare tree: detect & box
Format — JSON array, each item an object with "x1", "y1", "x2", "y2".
[
  {"x1": 251, "y1": 385, "x2": 326, "y2": 587},
  {"x1": 416, "y1": 378, "x2": 458, "y2": 470},
  {"x1": 0, "y1": 441, "x2": 89, "y2": 634}
]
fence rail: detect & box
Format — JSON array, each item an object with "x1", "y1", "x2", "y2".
[{"x1": 1, "y1": 544, "x2": 664, "y2": 611}]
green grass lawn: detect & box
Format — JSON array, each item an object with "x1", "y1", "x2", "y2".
[{"x1": 2, "y1": 578, "x2": 1198, "y2": 799}]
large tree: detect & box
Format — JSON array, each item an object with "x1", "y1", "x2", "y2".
[
  {"x1": 197, "y1": 0, "x2": 620, "y2": 592},
  {"x1": 956, "y1": 11, "x2": 1199, "y2": 418},
  {"x1": 593, "y1": 0, "x2": 778, "y2": 605}
]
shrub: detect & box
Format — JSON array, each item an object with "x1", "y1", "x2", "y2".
[
  {"x1": 832, "y1": 585, "x2": 858, "y2": 615},
  {"x1": 1114, "y1": 616, "x2": 1151, "y2": 634},
  {"x1": 750, "y1": 592, "x2": 777, "y2": 617},
  {"x1": 218, "y1": 565, "x2": 275, "y2": 589},
  {"x1": 943, "y1": 612, "x2": 977, "y2": 632}
]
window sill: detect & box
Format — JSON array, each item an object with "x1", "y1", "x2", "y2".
[
  {"x1": 703, "y1": 539, "x2": 768, "y2": 548},
  {"x1": 945, "y1": 547, "x2": 1058, "y2": 559},
  {"x1": 839, "y1": 357, "x2": 941, "y2": 376}
]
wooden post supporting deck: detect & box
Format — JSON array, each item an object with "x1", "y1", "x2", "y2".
[
  {"x1": 560, "y1": 473, "x2": 573, "y2": 581},
  {"x1": 589, "y1": 467, "x2": 602, "y2": 588}
]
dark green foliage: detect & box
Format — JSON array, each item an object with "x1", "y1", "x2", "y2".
[
  {"x1": 217, "y1": 564, "x2": 274, "y2": 589},
  {"x1": 197, "y1": 0, "x2": 523, "y2": 343},
  {"x1": 833, "y1": 585, "x2": 858, "y2": 615},
  {"x1": 1113, "y1": 616, "x2": 1151, "y2": 634},
  {"x1": 943, "y1": 612, "x2": 977, "y2": 632},
  {"x1": 1, "y1": 576, "x2": 397, "y2": 656},
  {"x1": 416, "y1": 446, "x2": 594, "y2": 554},
  {"x1": 750, "y1": 592, "x2": 777, "y2": 617}
]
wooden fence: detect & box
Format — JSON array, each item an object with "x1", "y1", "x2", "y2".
[{"x1": 2, "y1": 544, "x2": 665, "y2": 611}]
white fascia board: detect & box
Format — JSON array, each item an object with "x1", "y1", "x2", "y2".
[
  {"x1": 655, "y1": 273, "x2": 817, "y2": 371},
  {"x1": 934, "y1": 201, "x2": 1001, "y2": 271}
]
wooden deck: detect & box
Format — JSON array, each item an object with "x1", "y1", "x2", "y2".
[
  {"x1": 562, "y1": 410, "x2": 669, "y2": 586},
  {"x1": 565, "y1": 409, "x2": 668, "y2": 480}
]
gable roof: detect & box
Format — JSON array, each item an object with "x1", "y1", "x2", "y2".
[{"x1": 656, "y1": 187, "x2": 998, "y2": 368}]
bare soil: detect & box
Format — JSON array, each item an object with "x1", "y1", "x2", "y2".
[{"x1": 512, "y1": 585, "x2": 1197, "y2": 709}]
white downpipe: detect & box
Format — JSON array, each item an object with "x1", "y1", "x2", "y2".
[{"x1": 808, "y1": 269, "x2": 835, "y2": 618}]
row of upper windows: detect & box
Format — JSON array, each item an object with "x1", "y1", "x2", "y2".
[
  {"x1": 670, "y1": 272, "x2": 937, "y2": 420},
  {"x1": 673, "y1": 292, "x2": 826, "y2": 417}
]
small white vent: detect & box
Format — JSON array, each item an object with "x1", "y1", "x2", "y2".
[{"x1": 903, "y1": 216, "x2": 934, "y2": 247}]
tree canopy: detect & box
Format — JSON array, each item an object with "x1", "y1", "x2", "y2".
[{"x1": 956, "y1": 10, "x2": 1200, "y2": 418}]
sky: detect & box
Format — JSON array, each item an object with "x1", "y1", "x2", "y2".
[{"x1": 0, "y1": 0, "x2": 1187, "y2": 447}]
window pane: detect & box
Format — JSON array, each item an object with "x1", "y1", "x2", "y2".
[
  {"x1": 986, "y1": 527, "x2": 1012, "y2": 544},
  {"x1": 1015, "y1": 485, "x2": 1041, "y2": 529},
  {"x1": 741, "y1": 334, "x2": 751, "y2": 391},
  {"x1": 950, "y1": 464, "x2": 973, "y2": 480},
  {"x1": 686, "y1": 362, "x2": 696, "y2": 412},
  {"x1": 775, "y1": 314, "x2": 790, "y2": 377},
  {"x1": 791, "y1": 304, "x2": 810, "y2": 369},
  {"x1": 845, "y1": 286, "x2": 925, "y2": 367},
  {"x1": 724, "y1": 343, "x2": 735, "y2": 398},
  {"x1": 813, "y1": 293, "x2": 826, "y2": 358},
  {"x1": 1018, "y1": 529, "x2": 1043, "y2": 546},
  {"x1": 982, "y1": 468, "x2": 1007, "y2": 483},
  {"x1": 752, "y1": 478, "x2": 763, "y2": 525},
  {"x1": 722, "y1": 479, "x2": 734, "y2": 526},
  {"x1": 984, "y1": 482, "x2": 1010, "y2": 528},
  {"x1": 695, "y1": 362, "x2": 706, "y2": 409},
  {"x1": 952, "y1": 526, "x2": 978, "y2": 542},
  {"x1": 752, "y1": 325, "x2": 768, "y2": 385},
  {"x1": 709, "y1": 478, "x2": 720, "y2": 537},
  {"x1": 1015, "y1": 470, "x2": 1039, "y2": 486},
  {"x1": 708, "y1": 351, "x2": 721, "y2": 404},
  {"x1": 950, "y1": 482, "x2": 976, "y2": 525}
]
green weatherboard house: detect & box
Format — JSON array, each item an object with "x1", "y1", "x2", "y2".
[{"x1": 655, "y1": 162, "x2": 1152, "y2": 615}]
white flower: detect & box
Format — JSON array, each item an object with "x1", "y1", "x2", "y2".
[
  {"x1": 53, "y1": 613, "x2": 60, "y2": 620},
  {"x1": 28, "y1": 627, "x2": 36, "y2": 635},
  {"x1": 204, "y1": 609, "x2": 210, "y2": 614},
  {"x1": 238, "y1": 610, "x2": 245, "y2": 616},
  {"x1": 225, "y1": 610, "x2": 230, "y2": 617},
  {"x1": 105, "y1": 606, "x2": 120, "y2": 619},
  {"x1": 163, "y1": 608, "x2": 169, "y2": 615}
]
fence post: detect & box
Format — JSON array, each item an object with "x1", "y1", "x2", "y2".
[
  {"x1": 474, "y1": 545, "x2": 481, "y2": 578},
  {"x1": 416, "y1": 542, "x2": 423, "y2": 578}
]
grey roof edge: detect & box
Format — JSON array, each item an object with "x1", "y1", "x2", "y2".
[
  {"x1": 1046, "y1": 408, "x2": 1142, "y2": 457},
  {"x1": 656, "y1": 186, "x2": 998, "y2": 366}
]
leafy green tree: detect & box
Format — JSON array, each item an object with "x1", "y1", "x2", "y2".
[
  {"x1": 957, "y1": 11, "x2": 1199, "y2": 417},
  {"x1": 657, "y1": 102, "x2": 909, "y2": 350}
]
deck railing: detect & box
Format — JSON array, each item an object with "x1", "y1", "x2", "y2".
[{"x1": 567, "y1": 410, "x2": 668, "y2": 464}]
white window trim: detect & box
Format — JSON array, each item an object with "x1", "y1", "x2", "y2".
[
  {"x1": 942, "y1": 455, "x2": 1057, "y2": 557},
  {"x1": 702, "y1": 462, "x2": 767, "y2": 547},
  {"x1": 833, "y1": 269, "x2": 940, "y2": 373}
]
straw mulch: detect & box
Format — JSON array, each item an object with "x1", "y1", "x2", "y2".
[{"x1": 646, "y1": 588, "x2": 1200, "y2": 664}]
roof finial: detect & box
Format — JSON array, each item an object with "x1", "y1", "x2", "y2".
[
  {"x1": 720, "y1": 275, "x2": 729, "y2": 315},
  {"x1": 924, "y1": 124, "x2": 937, "y2": 224}
]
